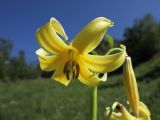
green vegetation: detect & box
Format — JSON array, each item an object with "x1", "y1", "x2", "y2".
[
  {"x1": 0, "y1": 53, "x2": 160, "y2": 120},
  {"x1": 122, "y1": 14, "x2": 160, "y2": 65},
  {"x1": 0, "y1": 38, "x2": 39, "y2": 81}
]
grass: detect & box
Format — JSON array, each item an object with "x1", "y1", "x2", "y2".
[
  {"x1": 0, "y1": 54, "x2": 160, "y2": 120},
  {"x1": 0, "y1": 79, "x2": 91, "y2": 120},
  {"x1": 0, "y1": 77, "x2": 160, "y2": 120}
]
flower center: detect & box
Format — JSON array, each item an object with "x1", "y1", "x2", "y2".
[{"x1": 63, "y1": 49, "x2": 80, "y2": 80}]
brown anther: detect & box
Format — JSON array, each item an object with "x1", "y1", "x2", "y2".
[
  {"x1": 63, "y1": 61, "x2": 69, "y2": 73},
  {"x1": 63, "y1": 60, "x2": 80, "y2": 80},
  {"x1": 75, "y1": 64, "x2": 80, "y2": 78},
  {"x1": 72, "y1": 71, "x2": 75, "y2": 79},
  {"x1": 116, "y1": 104, "x2": 123, "y2": 112},
  {"x1": 66, "y1": 71, "x2": 70, "y2": 80},
  {"x1": 72, "y1": 61, "x2": 76, "y2": 67},
  {"x1": 63, "y1": 49, "x2": 79, "y2": 80},
  {"x1": 72, "y1": 61, "x2": 77, "y2": 79}
]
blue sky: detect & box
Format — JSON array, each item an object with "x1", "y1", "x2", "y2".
[{"x1": 0, "y1": 0, "x2": 160, "y2": 62}]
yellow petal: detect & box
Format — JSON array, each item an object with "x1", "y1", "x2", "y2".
[
  {"x1": 70, "y1": 17, "x2": 113, "y2": 54},
  {"x1": 121, "y1": 102, "x2": 151, "y2": 120},
  {"x1": 100, "y1": 73, "x2": 107, "y2": 82},
  {"x1": 123, "y1": 56, "x2": 139, "y2": 116},
  {"x1": 51, "y1": 53, "x2": 70, "y2": 86},
  {"x1": 104, "y1": 103, "x2": 136, "y2": 120},
  {"x1": 81, "y1": 45, "x2": 126, "y2": 73},
  {"x1": 105, "y1": 107, "x2": 123, "y2": 120},
  {"x1": 50, "y1": 18, "x2": 68, "y2": 40},
  {"x1": 36, "y1": 17, "x2": 70, "y2": 54},
  {"x1": 138, "y1": 102, "x2": 151, "y2": 120},
  {"x1": 78, "y1": 60, "x2": 100, "y2": 86},
  {"x1": 36, "y1": 48, "x2": 58, "y2": 71},
  {"x1": 105, "y1": 102, "x2": 123, "y2": 120},
  {"x1": 120, "y1": 105, "x2": 136, "y2": 120}
]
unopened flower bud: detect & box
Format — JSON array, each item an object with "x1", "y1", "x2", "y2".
[{"x1": 123, "y1": 56, "x2": 139, "y2": 117}]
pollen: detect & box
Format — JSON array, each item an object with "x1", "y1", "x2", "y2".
[{"x1": 63, "y1": 49, "x2": 80, "y2": 80}]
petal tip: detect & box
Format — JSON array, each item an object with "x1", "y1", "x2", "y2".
[
  {"x1": 96, "y1": 17, "x2": 114, "y2": 27},
  {"x1": 51, "y1": 75, "x2": 70, "y2": 86},
  {"x1": 120, "y1": 44, "x2": 126, "y2": 50},
  {"x1": 36, "y1": 28, "x2": 40, "y2": 32},
  {"x1": 50, "y1": 17, "x2": 57, "y2": 22},
  {"x1": 50, "y1": 17, "x2": 68, "y2": 41}
]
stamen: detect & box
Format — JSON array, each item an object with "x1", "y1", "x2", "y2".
[
  {"x1": 72, "y1": 61, "x2": 76, "y2": 79},
  {"x1": 66, "y1": 70, "x2": 70, "y2": 80},
  {"x1": 63, "y1": 49, "x2": 80, "y2": 80},
  {"x1": 63, "y1": 61, "x2": 69, "y2": 73},
  {"x1": 75, "y1": 64, "x2": 80, "y2": 78},
  {"x1": 116, "y1": 104, "x2": 123, "y2": 112}
]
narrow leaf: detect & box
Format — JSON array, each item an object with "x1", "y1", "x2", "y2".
[{"x1": 105, "y1": 34, "x2": 114, "y2": 48}]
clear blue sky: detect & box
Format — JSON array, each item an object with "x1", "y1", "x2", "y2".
[{"x1": 0, "y1": 0, "x2": 160, "y2": 62}]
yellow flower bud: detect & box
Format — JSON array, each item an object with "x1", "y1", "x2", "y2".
[{"x1": 123, "y1": 56, "x2": 139, "y2": 117}]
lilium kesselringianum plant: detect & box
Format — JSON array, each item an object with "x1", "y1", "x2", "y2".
[{"x1": 35, "y1": 17, "x2": 126, "y2": 86}]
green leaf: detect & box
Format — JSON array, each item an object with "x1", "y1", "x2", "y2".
[
  {"x1": 105, "y1": 34, "x2": 114, "y2": 48},
  {"x1": 91, "y1": 50, "x2": 98, "y2": 55}
]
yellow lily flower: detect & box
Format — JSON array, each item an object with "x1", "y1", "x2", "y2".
[
  {"x1": 35, "y1": 17, "x2": 126, "y2": 86},
  {"x1": 104, "y1": 101, "x2": 151, "y2": 120}
]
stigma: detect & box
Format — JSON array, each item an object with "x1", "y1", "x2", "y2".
[{"x1": 63, "y1": 49, "x2": 80, "y2": 80}]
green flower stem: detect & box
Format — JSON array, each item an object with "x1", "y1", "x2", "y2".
[{"x1": 90, "y1": 86, "x2": 97, "y2": 120}]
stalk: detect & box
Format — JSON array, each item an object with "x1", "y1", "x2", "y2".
[{"x1": 90, "y1": 86, "x2": 97, "y2": 120}]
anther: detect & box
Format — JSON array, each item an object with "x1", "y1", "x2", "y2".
[
  {"x1": 63, "y1": 60, "x2": 80, "y2": 80},
  {"x1": 66, "y1": 71, "x2": 70, "y2": 80},
  {"x1": 75, "y1": 64, "x2": 80, "y2": 78},
  {"x1": 116, "y1": 104, "x2": 123, "y2": 112},
  {"x1": 63, "y1": 61, "x2": 68, "y2": 73},
  {"x1": 63, "y1": 49, "x2": 80, "y2": 80}
]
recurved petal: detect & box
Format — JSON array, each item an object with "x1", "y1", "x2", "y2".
[
  {"x1": 105, "y1": 107, "x2": 123, "y2": 120},
  {"x1": 104, "y1": 104, "x2": 136, "y2": 120},
  {"x1": 120, "y1": 105, "x2": 136, "y2": 120},
  {"x1": 104, "y1": 102, "x2": 123, "y2": 120},
  {"x1": 100, "y1": 73, "x2": 107, "y2": 82},
  {"x1": 36, "y1": 17, "x2": 70, "y2": 55},
  {"x1": 121, "y1": 102, "x2": 150, "y2": 120},
  {"x1": 138, "y1": 102, "x2": 151, "y2": 120},
  {"x1": 51, "y1": 53, "x2": 71, "y2": 86},
  {"x1": 36, "y1": 48, "x2": 58, "y2": 71},
  {"x1": 78, "y1": 61, "x2": 100, "y2": 86},
  {"x1": 70, "y1": 17, "x2": 113, "y2": 54},
  {"x1": 81, "y1": 45, "x2": 126, "y2": 73},
  {"x1": 50, "y1": 18, "x2": 68, "y2": 40}
]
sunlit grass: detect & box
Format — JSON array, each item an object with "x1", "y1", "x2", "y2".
[{"x1": 0, "y1": 77, "x2": 159, "y2": 120}]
